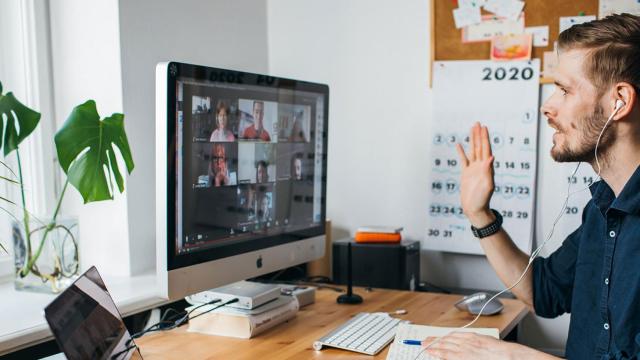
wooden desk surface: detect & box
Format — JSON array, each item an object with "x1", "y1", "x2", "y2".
[{"x1": 136, "y1": 287, "x2": 528, "y2": 359}]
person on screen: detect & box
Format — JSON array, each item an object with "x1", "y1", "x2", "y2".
[
  {"x1": 422, "y1": 14, "x2": 640, "y2": 360},
  {"x1": 242, "y1": 101, "x2": 271, "y2": 141},
  {"x1": 241, "y1": 186, "x2": 256, "y2": 222},
  {"x1": 209, "y1": 144, "x2": 231, "y2": 187},
  {"x1": 256, "y1": 160, "x2": 269, "y2": 183},
  {"x1": 257, "y1": 192, "x2": 271, "y2": 223},
  {"x1": 289, "y1": 111, "x2": 307, "y2": 142},
  {"x1": 209, "y1": 100, "x2": 235, "y2": 142},
  {"x1": 291, "y1": 153, "x2": 303, "y2": 180}
]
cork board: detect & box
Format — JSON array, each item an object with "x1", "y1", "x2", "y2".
[{"x1": 431, "y1": 0, "x2": 599, "y2": 64}]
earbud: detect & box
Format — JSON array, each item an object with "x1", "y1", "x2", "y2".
[{"x1": 615, "y1": 99, "x2": 625, "y2": 111}]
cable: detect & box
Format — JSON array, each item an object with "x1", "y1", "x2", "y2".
[
  {"x1": 414, "y1": 106, "x2": 621, "y2": 360},
  {"x1": 130, "y1": 298, "x2": 225, "y2": 340}
]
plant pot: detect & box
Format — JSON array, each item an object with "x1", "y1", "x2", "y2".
[{"x1": 13, "y1": 215, "x2": 79, "y2": 293}]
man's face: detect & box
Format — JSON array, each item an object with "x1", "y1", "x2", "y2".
[
  {"x1": 294, "y1": 158, "x2": 302, "y2": 180},
  {"x1": 541, "y1": 49, "x2": 614, "y2": 163},
  {"x1": 253, "y1": 102, "x2": 264, "y2": 130}
]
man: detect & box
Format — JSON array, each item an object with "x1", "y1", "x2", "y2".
[
  {"x1": 256, "y1": 160, "x2": 269, "y2": 184},
  {"x1": 424, "y1": 14, "x2": 640, "y2": 359},
  {"x1": 291, "y1": 153, "x2": 303, "y2": 180},
  {"x1": 243, "y1": 100, "x2": 271, "y2": 141}
]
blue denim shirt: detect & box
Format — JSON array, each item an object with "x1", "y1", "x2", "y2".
[{"x1": 532, "y1": 167, "x2": 640, "y2": 359}]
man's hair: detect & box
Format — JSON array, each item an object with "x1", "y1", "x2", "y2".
[{"x1": 558, "y1": 13, "x2": 640, "y2": 96}]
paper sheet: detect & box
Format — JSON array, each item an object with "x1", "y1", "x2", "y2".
[
  {"x1": 462, "y1": 14, "x2": 525, "y2": 43},
  {"x1": 559, "y1": 16, "x2": 596, "y2": 33},
  {"x1": 453, "y1": 6, "x2": 482, "y2": 29},
  {"x1": 599, "y1": 0, "x2": 640, "y2": 18},
  {"x1": 525, "y1": 26, "x2": 549, "y2": 47},
  {"x1": 484, "y1": 0, "x2": 524, "y2": 21},
  {"x1": 386, "y1": 323, "x2": 499, "y2": 360}
]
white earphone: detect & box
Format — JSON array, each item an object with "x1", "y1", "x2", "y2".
[{"x1": 615, "y1": 99, "x2": 626, "y2": 111}]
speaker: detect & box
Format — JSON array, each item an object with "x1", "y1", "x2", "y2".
[{"x1": 332, "y1": 239, "x2": 420, "y2": 291}]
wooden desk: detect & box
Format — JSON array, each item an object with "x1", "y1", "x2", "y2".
[{"x1": 136, "y1": 287, "x2": 529, "y2": 359}]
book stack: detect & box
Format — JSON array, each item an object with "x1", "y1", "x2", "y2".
[
  {"x1": 354, "y1": 226, "x2": 403, "y2": 243},
  {"x1": 187, "y1": 295, "x2": 299, "y2": 339}
]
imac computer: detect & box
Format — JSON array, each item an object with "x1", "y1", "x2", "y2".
[{"x1": 156, "y1": 62, "x2": 329, "y2": 300}]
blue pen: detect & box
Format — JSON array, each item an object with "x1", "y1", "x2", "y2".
[{"x1": 402, "y1": 340, "x2": 422, "y2": 346}]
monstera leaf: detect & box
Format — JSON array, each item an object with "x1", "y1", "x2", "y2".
[
  {"x1": 55, "y1": 100, "x2": 134, "y2": 203},
  {"x1": 0, "y1": 81, "x2": 41, "y2": 156}
]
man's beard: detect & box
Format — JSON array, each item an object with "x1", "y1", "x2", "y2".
[{"x1": 551, "y1": 104, "x2": 616, "y2": 164}]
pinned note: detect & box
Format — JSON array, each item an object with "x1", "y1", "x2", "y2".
[
  {"x1": 559, "y1": 15, "x2": 596, "y2": 33},
  {"x1": 491, "y1": 33, "x2": 533, "y2": 61},
  {"x1": 543, "y1": 51, "x2": 558, "y2": 78},
  {"x1": 453, "y1": 6, "x2": 482, "y2": 29},
  {"x1": 462, "y1": 14, "x2": 525, "y2": 43},
  {"x1": 599, "y1": 0, "x2": 640, "y2": 18},
  {"x1": 525, "y1": 26, "x2": 550, "y2": 47},
  {"x1": 484, "y1": 0, "x2": 525, "y2": 21},
  {"x1": 458, "y1": 0, "x2": 486, "y2": 8}
]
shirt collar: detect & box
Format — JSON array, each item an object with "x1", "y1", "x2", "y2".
[{"x1": 590, "y1": 164, "x2": 640, "y2": 215}]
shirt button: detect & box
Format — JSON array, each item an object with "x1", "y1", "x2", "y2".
[
  {"x1": 605, "y1": 278, "x2": 609, "y2": 285},
  {"x1": 609, "y1": 230, "x2": 616, "y2": 238},
  {"x1": 604, "y1": 323, "x2": 610, "y2": 330}
]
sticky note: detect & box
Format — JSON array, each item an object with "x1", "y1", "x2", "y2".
[
  {"x1": 525, "y1": 26, "x2": 549, "y2": 47},
  {"x1": 484, "y1": 0, "x2": 525, "y2": 21},
  {"x1": 463, "y1": 14, "x2": 525, "y2": 43},
  {"x1": 453, "y1": 6, "x2": 482, "y2": 29},
  {"x1": 559, "y1": 15, "x2": 596, "y2": 33}
]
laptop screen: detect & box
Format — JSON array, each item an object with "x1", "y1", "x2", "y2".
[{"x1": 44, "y1": 266, "x2": 143, "y2": 360}]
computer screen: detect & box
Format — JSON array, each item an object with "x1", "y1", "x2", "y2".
[{"x1": 156, "y1": 62, "x2": 328, "y2": 296}]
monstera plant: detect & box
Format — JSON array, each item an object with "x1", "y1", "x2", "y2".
[{"x1": 0, "y1": 80, "x2": 134, "y2": 292}]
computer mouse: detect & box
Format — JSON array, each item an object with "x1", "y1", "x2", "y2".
[{"x1": 454, "y1": 292, "x2": 504, "y2": 316}]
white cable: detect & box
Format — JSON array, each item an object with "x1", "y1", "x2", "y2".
[{"x1": 415, "y1": 105, "x2": 621, "y2": 359}]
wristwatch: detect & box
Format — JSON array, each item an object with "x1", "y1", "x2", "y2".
[{"x1": 470, "y1": 209, "x2": 503, "y2": 238}]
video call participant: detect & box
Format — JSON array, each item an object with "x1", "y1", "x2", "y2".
[
  {"x1": 256, "y1": 191, "x2": 271, "y2": 223},
  {"x1": 209, "y1": 100, "x2": 235, "y2": 142},
  {"x1": 208, "y1": 144, "x2": 233, "y2": 187},
  {"x1": 243, "y1": 101, "x2": 271, "y2": 141},
  {"x1": 291, "y1": 153, "x2": 303, "y2": 180},
  {"x1": 256, "y1": 160, "x2": 270, "y2": 184},
  {"x1": 289, "y1": 111, "x2": 307, "y2": 142},
  {"x1": 423, "y1": 14, "x2": 640, "y2": 360}
]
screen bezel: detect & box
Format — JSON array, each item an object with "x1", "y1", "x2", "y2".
[{"x1": 164, "y1": 62, "x2": 329, "y2": 271}]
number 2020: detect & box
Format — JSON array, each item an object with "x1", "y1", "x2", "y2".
[{"x1": 482, "y1": 67, "x2": 534, "y2": 81}]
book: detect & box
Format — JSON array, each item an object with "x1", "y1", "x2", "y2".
[
  {"x1": 187, "y1": 296, "x2": 299, "y2": 339},
  {"x1": 386, "y1": 323, "x2": 499, "y2": 360}
]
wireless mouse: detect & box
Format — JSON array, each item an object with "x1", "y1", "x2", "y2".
[{"x1": 454, "y1": 292, "x2": 504, "y2": 316}]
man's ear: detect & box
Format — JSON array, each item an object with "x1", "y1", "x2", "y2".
[{"x1": 612, "y1": 82, "x2": 636, "y2": 120}]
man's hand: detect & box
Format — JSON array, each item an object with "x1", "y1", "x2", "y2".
[
  {"x1": 456, "y1": 122, "x2": 495, "y2": 227},
  {"x1": 422, "y1": 332, "x2": 559, "y2": 360}
]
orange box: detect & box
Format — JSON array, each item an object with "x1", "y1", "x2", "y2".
[{"x1": 354, "y1": 232, "x2": 402, "y2": 243}]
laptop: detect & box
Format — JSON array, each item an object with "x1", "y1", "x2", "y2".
[{"x1": 44, "y1": 266, "x2": 143, "y2": 360}]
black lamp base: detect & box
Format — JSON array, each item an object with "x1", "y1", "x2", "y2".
[{"x1": 337, "y1": 293, "x2": 363, "y2": 304}]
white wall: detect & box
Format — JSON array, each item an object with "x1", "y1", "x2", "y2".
[
  {"x1": 267, "y1": 0, "x2": 568, "y2": 354},
  {"x1": 117, "y1": 0, "x2": 270, "y2": 274}
]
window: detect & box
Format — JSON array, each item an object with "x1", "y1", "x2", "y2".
[{"x1": 0, "y1": 0, "x2": 58, "y2": 280}]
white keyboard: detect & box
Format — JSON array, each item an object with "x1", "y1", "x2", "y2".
[{"x1": 313, "y1": 312, "x2": 409, "y2": 355}]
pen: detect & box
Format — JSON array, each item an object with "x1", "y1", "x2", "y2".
[{"x1": 402, "y1": 340, "x2": 422, "y2": 346}]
